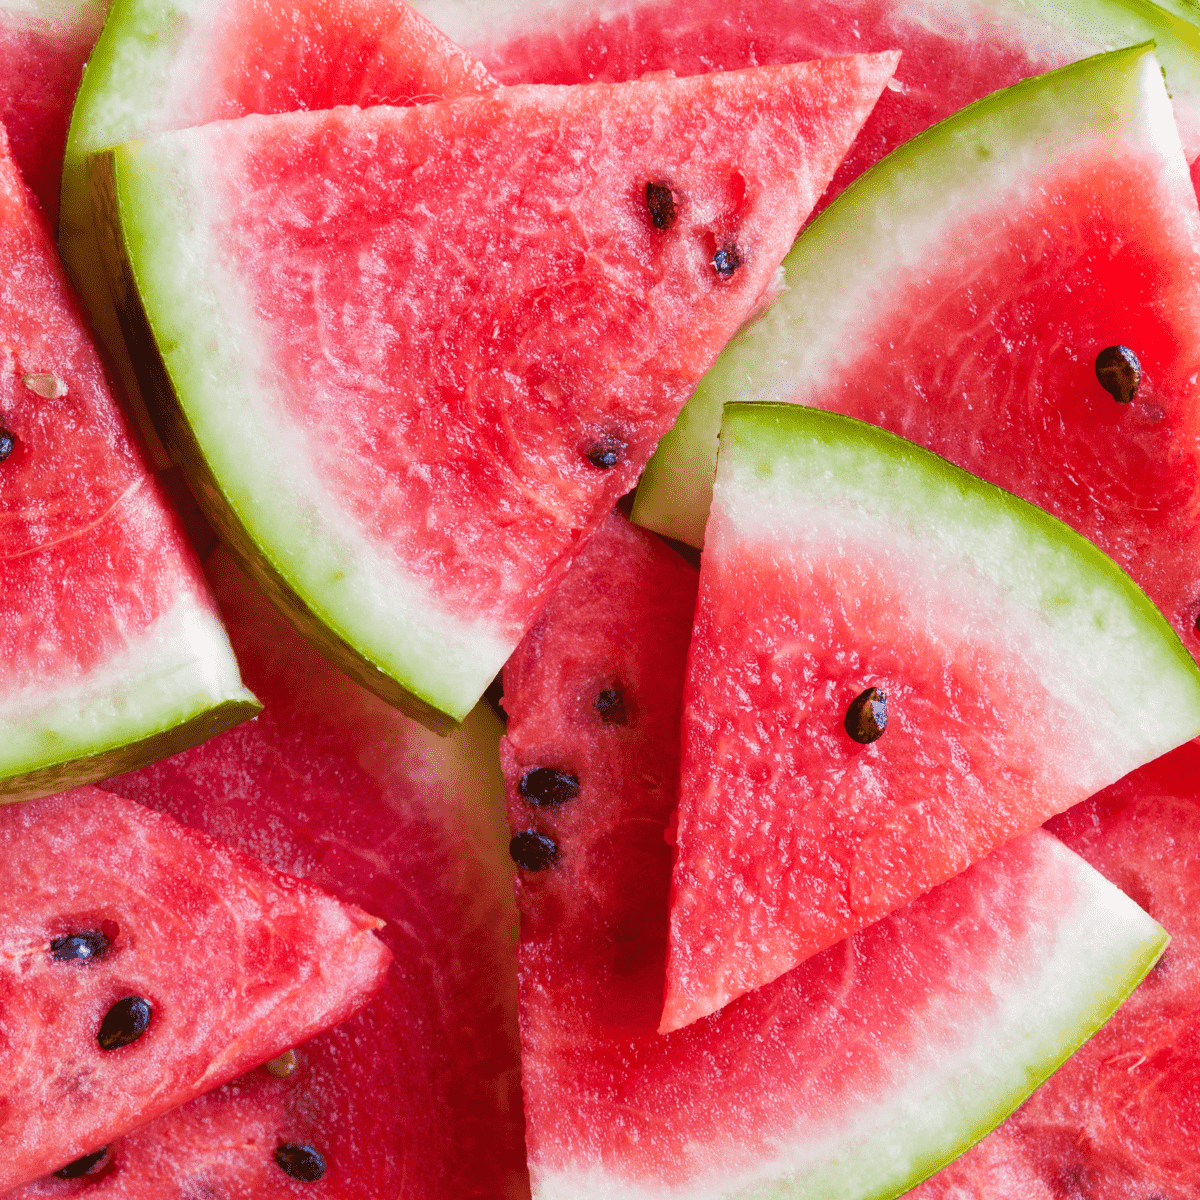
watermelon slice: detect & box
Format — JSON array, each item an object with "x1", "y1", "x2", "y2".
[
  {"x1": 92, "y1": 57, "x2": 897, "y2": 730},
  {"x1": 662, "y1": 403, "x2": 1200, "y2": 1030},
  {"x1": 411, "y1": 0, "x2": 1200, "y2": 206},
  {"x1": 501, "y1": 512, "x2": 1167, "y2": 1200},
  {"x1": 0, "y1": 0, "x2": 107, "y2": 222},
  {"x1": 633, "y1": 45, "x2": 1200, "y2": 664},
  {"x1": 0, "y1": 784, "x2": 391, "y2": 1191},
  {"x1": 58, "y1": 0, "x2": 496, "y2": 468},
  {"x1": 36, "y1": 547, "x2": 527, "y2": 1199},
  {"x1": 0, "y1": 125, "x2": 259, "y2": 804},
  {"x1": 914, "y1": 741, "x2": 1200, "y2": 1198}
]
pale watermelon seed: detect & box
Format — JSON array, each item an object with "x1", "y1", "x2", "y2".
[
  {"x1": 519, "y1": 767, "x2": 580, "y2": 808},
  {"x1": 712, "y1": 243, "x2": 742, "y2": 277},
  {"x1": 266, "y1": 1049, "x2": 298, "y2": 1078},
  {"x1": 510, "y1": 830, "x2": 560, "y2": 871},
  {"x1": 646, "y1": 181, "x2": 677, "y2": 231},
  {"x1": 97, "y1": 995, "x2": 152, "y2": 1050},
  {"x1": 53, "y1": 1146, "x2": 108, "y2": 1179},
  {"x1": 275, "y1": 1142, "x2": 326, "y2": 1182},
  {"x1": 845, "y1": 687, "x2": 888, "y2": 744},
  {"x1": 22, "y1": 372, "x2": 68, "y2": 399},
  {"x1": 50, "y1": 930, "x2": 110, "y2": 962},
  {"x1": 1095, "y1": 345, "x2": 1141, "y2": 403}
]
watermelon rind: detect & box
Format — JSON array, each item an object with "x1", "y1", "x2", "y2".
[{"x1": 631, "y1": 42, "x2": 1197, "y2": 548}]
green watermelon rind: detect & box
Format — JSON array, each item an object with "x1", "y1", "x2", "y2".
[
  {"x1": 631, "y1": 42, "x2": 1194, "y2": 548},
  {"x1": 713, "y1": 401, "x2": 1200, "y2": 791},
  {"x1": 87, "y1": 149, "x2": 489, "y2": 733}
]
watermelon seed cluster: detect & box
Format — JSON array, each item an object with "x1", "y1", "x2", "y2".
[
  {"x1": 1094, "y1": 344, "x2": 1141, "y2": 403},
  {"x1": 98, "y1": 995, "x2": 152, "y2": 1050}
]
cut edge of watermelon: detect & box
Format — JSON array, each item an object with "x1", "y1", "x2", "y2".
[
  {"x1": 631, "y1": 42, "x2": 1189, "y2": 548},
  {"x1": 0, "y1": 588, "x2": 261, "y2": 803},
  {"x1": 88, "y1": 146, "x2": 511, "y2": 731}
]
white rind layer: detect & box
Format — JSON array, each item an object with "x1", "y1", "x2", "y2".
[
  {"x1": 531, "y1": 833, "x2": 1166, "y2": 1200},
  {"x1": 633, "y1": 45, "x2": 1197, "y2": 546},
  {"x1": 111, "y1": 129, "x2": 515, "y2": 720},
  {"x1": 0, "y1": 581, "x2": 252, "y2": 779}
]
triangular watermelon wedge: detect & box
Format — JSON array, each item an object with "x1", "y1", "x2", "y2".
[
  {"x1": 0, "y1": 784, "x2": 391, "y2": 1191},
  {"x1": 0, "y1": 125, "x2": 259, "y2": 804},
  {"x1": 91, "y1": 54, "x2": 898, "y2": 730},
  {"x1": 501, "y1": 512, "x2": 1168, "y2": 1200},
  {"x1": 661, "y1": 403, "x2": 1200, "y2": 1031}
]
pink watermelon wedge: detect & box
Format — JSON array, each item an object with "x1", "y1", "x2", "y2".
[
  {"x1": 0, "y1": 124, "x2": 258, "y2": 803},
  {"x1": 22, "y1": 547, "x2": 527, "y2": 1200},
  {"x1": 662, "y1": 403, "x2": 1200, "y2": 1030},
  {"x1": 59, "y1": 0, "x2": 496, "y2": 468},
  {"x1": 501, "y1": 512, "x2": 1167, "y2": 1200},
  {"x1": 913, "y1": 740, "x2": 1200, "y2": 1199},
  {"x1": 411, "y1": 0, "x2": 1200, "y2": 206},
  {"x1": 0, "y1": 0, "x2": 107, "y2": 222},
  {"x1": 635, "y1": 45, "x2": 1200, "y2": 667},
  {"x1": 93, "y1": 56, "x2": 897, "y2": 730},
  {"x1": 0, "y1": 785, "x2": 391, "y2": 1192}
]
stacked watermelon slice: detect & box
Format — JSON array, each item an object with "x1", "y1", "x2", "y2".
[{"x1": 5, "y1": 0, "x2": 1200, "y2": 1195}]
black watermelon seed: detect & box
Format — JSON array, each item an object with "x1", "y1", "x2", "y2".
[
  {"x1": 510, "y1": 830, "x2": 560, "y2": 871},
  {"x1": 712, "y1": 243, "x2": 742, "y2": 277},
  {"x1": 275, "y1": 1142, "x2": 326, "y2": 1182},
  {"x1": 53, "y1": 1147, "x2": 108, "y2": 1179},
  {"x1": 593, "y1": 687, "x2": 627, "y2": 726},
  {"x1": 844, "y1": 687, "x2": 888, "y2": 744},
  {"x1": 97, "y1": 995, "x2": 152, "y2": 1050},
  {"x1": 519, "y1": 767, "x2": 580, "y2": 808},
  {"x1": 51, "y1": 930, "x2": 110, "y2": 963},
  {"x1": 1095, "y1": 345, "x2": 1141, "y2": 403},
  {"x1": 586, "y1": 435, "x2": 626, "y2": 470},
  {"x1": 646, "y1": 181, "x2": 676, "y2": 231},
  {"x1": 0, "y1": 429, "x2": 14, "y2": 461}
]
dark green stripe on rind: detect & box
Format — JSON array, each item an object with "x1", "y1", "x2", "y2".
[
  {"x1": 87, "y1": 150, "x2": 462, "y2": 737},
  {"x1": 0, "y1": 696, "x2": 262, "y2": 806}
]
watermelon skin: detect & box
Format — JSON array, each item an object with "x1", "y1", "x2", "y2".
[
  {"x1": 502, "y1": 513, "x2": 1167, "y2": 1200},
  {"x1": 663, "y1": 403, "x2": 1200, "y2": 1029},
  {"x1": 59, "y1": 0, "x2": 496, "y2": 469},
  {"x1": 0, "y1": 125, "x2": 259, "y2": 803},
  {"x1": 412, "y1": 0, "x2": 1200, "y2": 206},
  {"x1": 0, "y1": 785, "x2": 391, "y2": 1191},
  {"x1": 95, "y1": 57, "x2": 896, "y2": 729},
  {"x1": 23, "y1": 548, "x2": 528, "y2": 1200},
  {"x1": 0, "y1": 0, "x2": 107, "y2": 222},
  {"x1": 911, "y1": 742, "x2": 1200, "y2": 1199},
  {"x1": 634, "y1": 46, "x2": 1200, "y2": 670}
]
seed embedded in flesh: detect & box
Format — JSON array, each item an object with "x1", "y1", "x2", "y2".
[
  {"x1": 844, "y1": 687, "x2": 888, "y2": 744},
  {"x1": 712, "y1": 243, "x2": 742, "y2": 277},
  {"x1": 1095, "y1": 345, "x2": 1141, "y2": 403},
  {"x1": 53, "y1": 1147, "x2": 108, "y2": 1179},
  {"x1": 22, "y1": 372, "x2": 68, "y2": 399},
  {"x1": 51, "y1": 930, "x2": 111, "y2": 962},
  {"x1": 0, "y1": 429, "x2": 13, "y2": 461},
  {"x1": 275, "y1": 1142, "x2": 326, "y2": 1182},
  {"x1": 586, "y1": 435, "x2": 625, "y2": 470},
  {"x1": 97, "y1": 995, "x2": 152, "y2": 1050},
  {"x1": 510, "y1": 830, "x2": 560, "y2": 871},
  {"x1": 519, "y1": 767, "x2": 580, "y2": 808},
  {"x1": 645, "y1": 181, "x2": 676, "y2": 231},
  {"x1": 593, "y1": 687, "x2": 627, "y2": 726},
  {"x1": 266, "y1": 1049, "x2": 299, "y2": 1079}
]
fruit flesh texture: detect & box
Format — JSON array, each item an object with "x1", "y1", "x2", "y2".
[
  {"x1": 410, "y1": 0, "x2": 1200, "y2": 207},
  {"x1": 60, "y1": 0, "x2": 497, "y2": 470},
  {"x1": 0, "y1": 0, "x2": 107, "y2": 222},
  {"x1": 0, "y1": 785, "x2": 391, "y2": 1192},
  {"x1": 10, "y1": 548, "x2": 528, "y2": 1200},
  {"x1": 912, "y1": 741, "x2": 1200, "y2": 1200},
  {"x1": 100, "y1": 57, "x2": 897, "y2": 727},
  {"x1": 502, "y1": 513, "x2": 1165, "y2": 1200},
  {"x1": 634, "y1": 46, "x2": 1200, "y2": 669},
  {"x1": 0, "y1": 125, "x2": 258, "y2": 802}
]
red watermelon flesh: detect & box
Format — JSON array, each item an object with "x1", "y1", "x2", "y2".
[
  {"x1": 0, "y1": 784, "x2": 390, "y2": 1192},
  {"x1": 912, "y1": 741, "x2": 1200, "y2": 1199},
  {"x1": 501, "y1": 513, "x2": 1166, "y2": 1200},
  {"x1": 21, "y1": 547, "x2": 528, "y2": 1200},
  {"x1": 0, "y1": 0, "x2": 107, "y2": 222},
  {"x1": 411, "y1": 0, "x2": 1200, "y2": 210}
]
